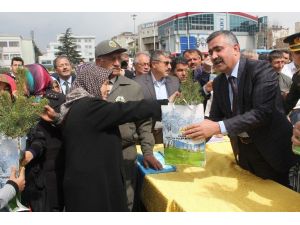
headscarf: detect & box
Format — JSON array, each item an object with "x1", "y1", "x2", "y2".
[
  {"x1": 57, "y1": 63, "x2": 112, "y2": 124},
  {"x1": 25, "y1": 64, "x2": 52, "y2": 96},
  {"x1": 0, "y1": 74, "x2": 17, "y2": 97},
  {"x1": 71, "y1": 63, "x2": 112, "y2": 98}
]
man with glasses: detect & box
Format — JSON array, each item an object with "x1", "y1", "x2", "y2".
[
  {"x1": 8, "y1": 56, "x2": 24, "y2": 79},
  {"x1": 134, "y1": 50, "x2": 180, "y2": 143},
  {"x1": 133, "y1": 52, "x2": 151, "y2": 76},
  {"x1": 95, "y1": 40, "x2": 162, "y2": 211},
  {"x1": 52, "y1": 55, "x2": 76, "y2": 95}
]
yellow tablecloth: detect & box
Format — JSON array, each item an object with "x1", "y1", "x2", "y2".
[{"x1": 140, "y1": 139, "x2": 300, "y2": 212}]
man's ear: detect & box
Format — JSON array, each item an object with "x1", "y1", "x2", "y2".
[{"x1": 233, "y1": 44, "x2": 240, "y2": 56}]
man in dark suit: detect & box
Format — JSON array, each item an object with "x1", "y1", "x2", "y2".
[
  {"x1": 183, "y1": 30, "x2": 298, "y2": 187},
  {"x1": 52, "y1": 55, "x2": 76, "y2": 95},
  {"x1": 134, "y1": 50, "x2": 180, "y2": 143}
]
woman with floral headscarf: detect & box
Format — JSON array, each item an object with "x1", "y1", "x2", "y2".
[{"x1": 49, "y1": 63, "x2": 178, "y2": 212}]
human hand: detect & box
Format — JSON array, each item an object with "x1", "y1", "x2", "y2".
[
  {"x1": 168, "y1": 91, "x2": 181, "y2": 103},
  {"x1": 20, "y1": 151, "x2": 34, "y2": 167},
  {"x1": 204, "y1": 80, "x2": 213, "y2": 93},
  {"x1": 9, "y1": 167, "x2": 25, "y2": 192},
  {"x1": 182, "y1": 119, "x2": 221, "y2": 140},
  {"x1": 143, "y1": 154, "x2": 163, "y2": 170},
  {"x1": 292, "y1": 121, "x2": 300, "y2": 146},
  {"x1": 40, "y1": 105, "x2": 58, "y2": 122}
]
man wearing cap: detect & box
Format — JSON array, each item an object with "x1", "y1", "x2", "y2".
[
  {"x1": 95, "y1": 40, "x2": 162, "y2": 211},
  {"x1": 282, "y1": 32, "x2": 300, "y2": 124}
]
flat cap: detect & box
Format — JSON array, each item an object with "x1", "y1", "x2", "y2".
[
  {"x1": 95, "y1": 40, "x2": 127, "y2": 58},
  {"x1": 283, "y1": 32, "x2": 300, "y2": 52}
]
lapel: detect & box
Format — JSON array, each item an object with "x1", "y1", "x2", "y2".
[
  {"x1": 165, "y1": 76, "x2": 172, "y2": 97},
  {"x1": 236, "y1": 57, "x2": 247, "y2": 113},
  {"x1": 108, "y1": 76, "x2": 129, "y2": 101},
  {"x1": 145, "y1": 72, "x2": 156, "y2": 99}
]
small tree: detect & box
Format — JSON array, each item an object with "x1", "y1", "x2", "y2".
[{"x1": 56, "y1": 28, "x2": 81, "y2": 65}]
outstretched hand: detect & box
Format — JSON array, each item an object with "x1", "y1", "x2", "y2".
[{"x1": 40, "y1": 105, "x2": 58, "y2": 122}]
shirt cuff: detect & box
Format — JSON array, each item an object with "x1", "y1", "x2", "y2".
[
  {"x1": 218, "y1": 121, "x2": 228, "y2": 135},
  {"x1": 203, "y1": 84, "x2": 210, "y2": 95}
]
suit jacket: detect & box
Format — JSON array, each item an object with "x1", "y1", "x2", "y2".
[
  {"x1": 134, "y1": 72, "x2": 180, "y2": 100},
  {"x1": 209, "y1": 57, "x2": 298, "y2": 173},
  {"x1": 107, "y1": 75, "x2": 154, "y2": 159},
  {"x1": 134, "y1": 72, "x2": 180, "y2": 143},
  {"x1": 51, "y1": 73, "x2": 76, "y2": 94}
]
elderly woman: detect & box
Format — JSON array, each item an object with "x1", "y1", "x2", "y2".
[{"x1": 49, "y1": 63, "x2": 178, "y2": 212}]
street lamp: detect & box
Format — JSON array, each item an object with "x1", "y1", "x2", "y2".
[{"x1": 131, "y1": 14, "x2": 137, "y2": 55}]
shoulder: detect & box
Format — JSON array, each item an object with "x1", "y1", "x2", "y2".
[
  {"x1": 167, "y1": 75, "x2": 180, "y2": 83},
  {"x1": 134, "y1": 73, "x2": 150, "y2": 83}
]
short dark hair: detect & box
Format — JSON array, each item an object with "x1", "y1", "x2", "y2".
[
  {"x1": 11, "y1": 57, "x2": 24, "y2": 66},
  {"x1": 182, "y1": 49, "x2": 203, "y2": 60},
  {"x1": 53, "y1": 55, "x2": 71, "y2": 69},
  {"x1": 207, "y1": 30, "x2": 239, "y2": 46},
  {"x1": 268, "y1": 50, "x2": 284, "y2": 63},
  {"x1": 171, "y1": 56, "x2": 188, "y2": 73}
]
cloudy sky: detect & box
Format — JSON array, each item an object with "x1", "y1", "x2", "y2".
[{"x1": 1, "y1": 7, "x2": 299, "y2": 52}]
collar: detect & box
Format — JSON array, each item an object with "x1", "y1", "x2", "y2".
[
  {"x1": 226, "y1": 60, "x2": 240, "y2": 79},
  {"x1": 109, "y1": 76, "x2": 118, "y2": 85},
  {"x1": 59, "y1": 76, "x2": 72, "y2": 85},
  {"x1": 151, "y1": 72, "x2": 166, "y2": 84}
]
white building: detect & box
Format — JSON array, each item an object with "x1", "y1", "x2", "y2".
[
  {"x1": 0, "y1": 34, "x2": 35, "y2": 68},
  {"x1": 138, "y1": 21, "x2": 159, "y2": 53},
  {"x1": 39, "y1": 34, "x2": 96, "y2": 68},
  {"x1": 111, "y1": 32, "x2": 136, "y2": 55}
]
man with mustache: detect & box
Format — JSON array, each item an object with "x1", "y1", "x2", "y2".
[
  {"x1": 134, "y1": 50, "x2": 180, "y2": 144},
  {"x1": 183, "y1": 30, "x2": 298, "y2": 188},
  {"x1": 52, "y1": 55, "x2": 76, "y2": 95},
  {"x1": 183, "y1": 49, "x2": 213, "y2": 111}
]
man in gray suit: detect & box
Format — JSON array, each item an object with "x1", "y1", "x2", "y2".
[
  {"x1": 95, "y1": 40, "x2": 162, "y2": 211},
  {"x1": 183, "y1": 30, "x2": 298, "y2": 187},
  {"x1": 134, "y1": 50, "x2": 180, "y2": 143}
]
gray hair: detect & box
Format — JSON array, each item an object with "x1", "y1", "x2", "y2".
[
  {"x1": 207, "y1": 30, "x2": 239, "y2": 46},
  {"x1": 53, "y1": 55, "x2": 72, "y2": 69},
  {"x1": 150, "y1": 50, "x2": 170, "y2": 63},
  {"x1": 241, "y1": 49, "x2": 258, "y2": 60},
  {"x1": 133, "y1": 52, "x2": 150, "y2": 64}
]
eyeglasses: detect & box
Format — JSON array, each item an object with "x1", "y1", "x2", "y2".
[{"x1": 153, "y1": 60, "x2": 171, "y2": 66}]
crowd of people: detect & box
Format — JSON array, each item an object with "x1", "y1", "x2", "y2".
[{"x1": 1, "y1": 29, "x2": 300, "y2": 212}]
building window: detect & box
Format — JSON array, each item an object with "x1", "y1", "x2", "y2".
[
  {"x1": 0, "y1": 41, "x2": 8, "y2": 47},
  {"x1": 230, "y1": 15, "x2": 257, "y2": 33},
  {"x1": 9, "y1": 41, "x2": 20, "y2": 47},
  {"x1": 3, "y1": 54, "x2": 9, "y2": 60},
  {"x1": 10, "y1": 54, "x2": 21, "y2": 58}
]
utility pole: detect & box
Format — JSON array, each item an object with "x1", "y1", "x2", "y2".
[{"x1": 131, "y1": 14, "x2": 137, "y2": 55}]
